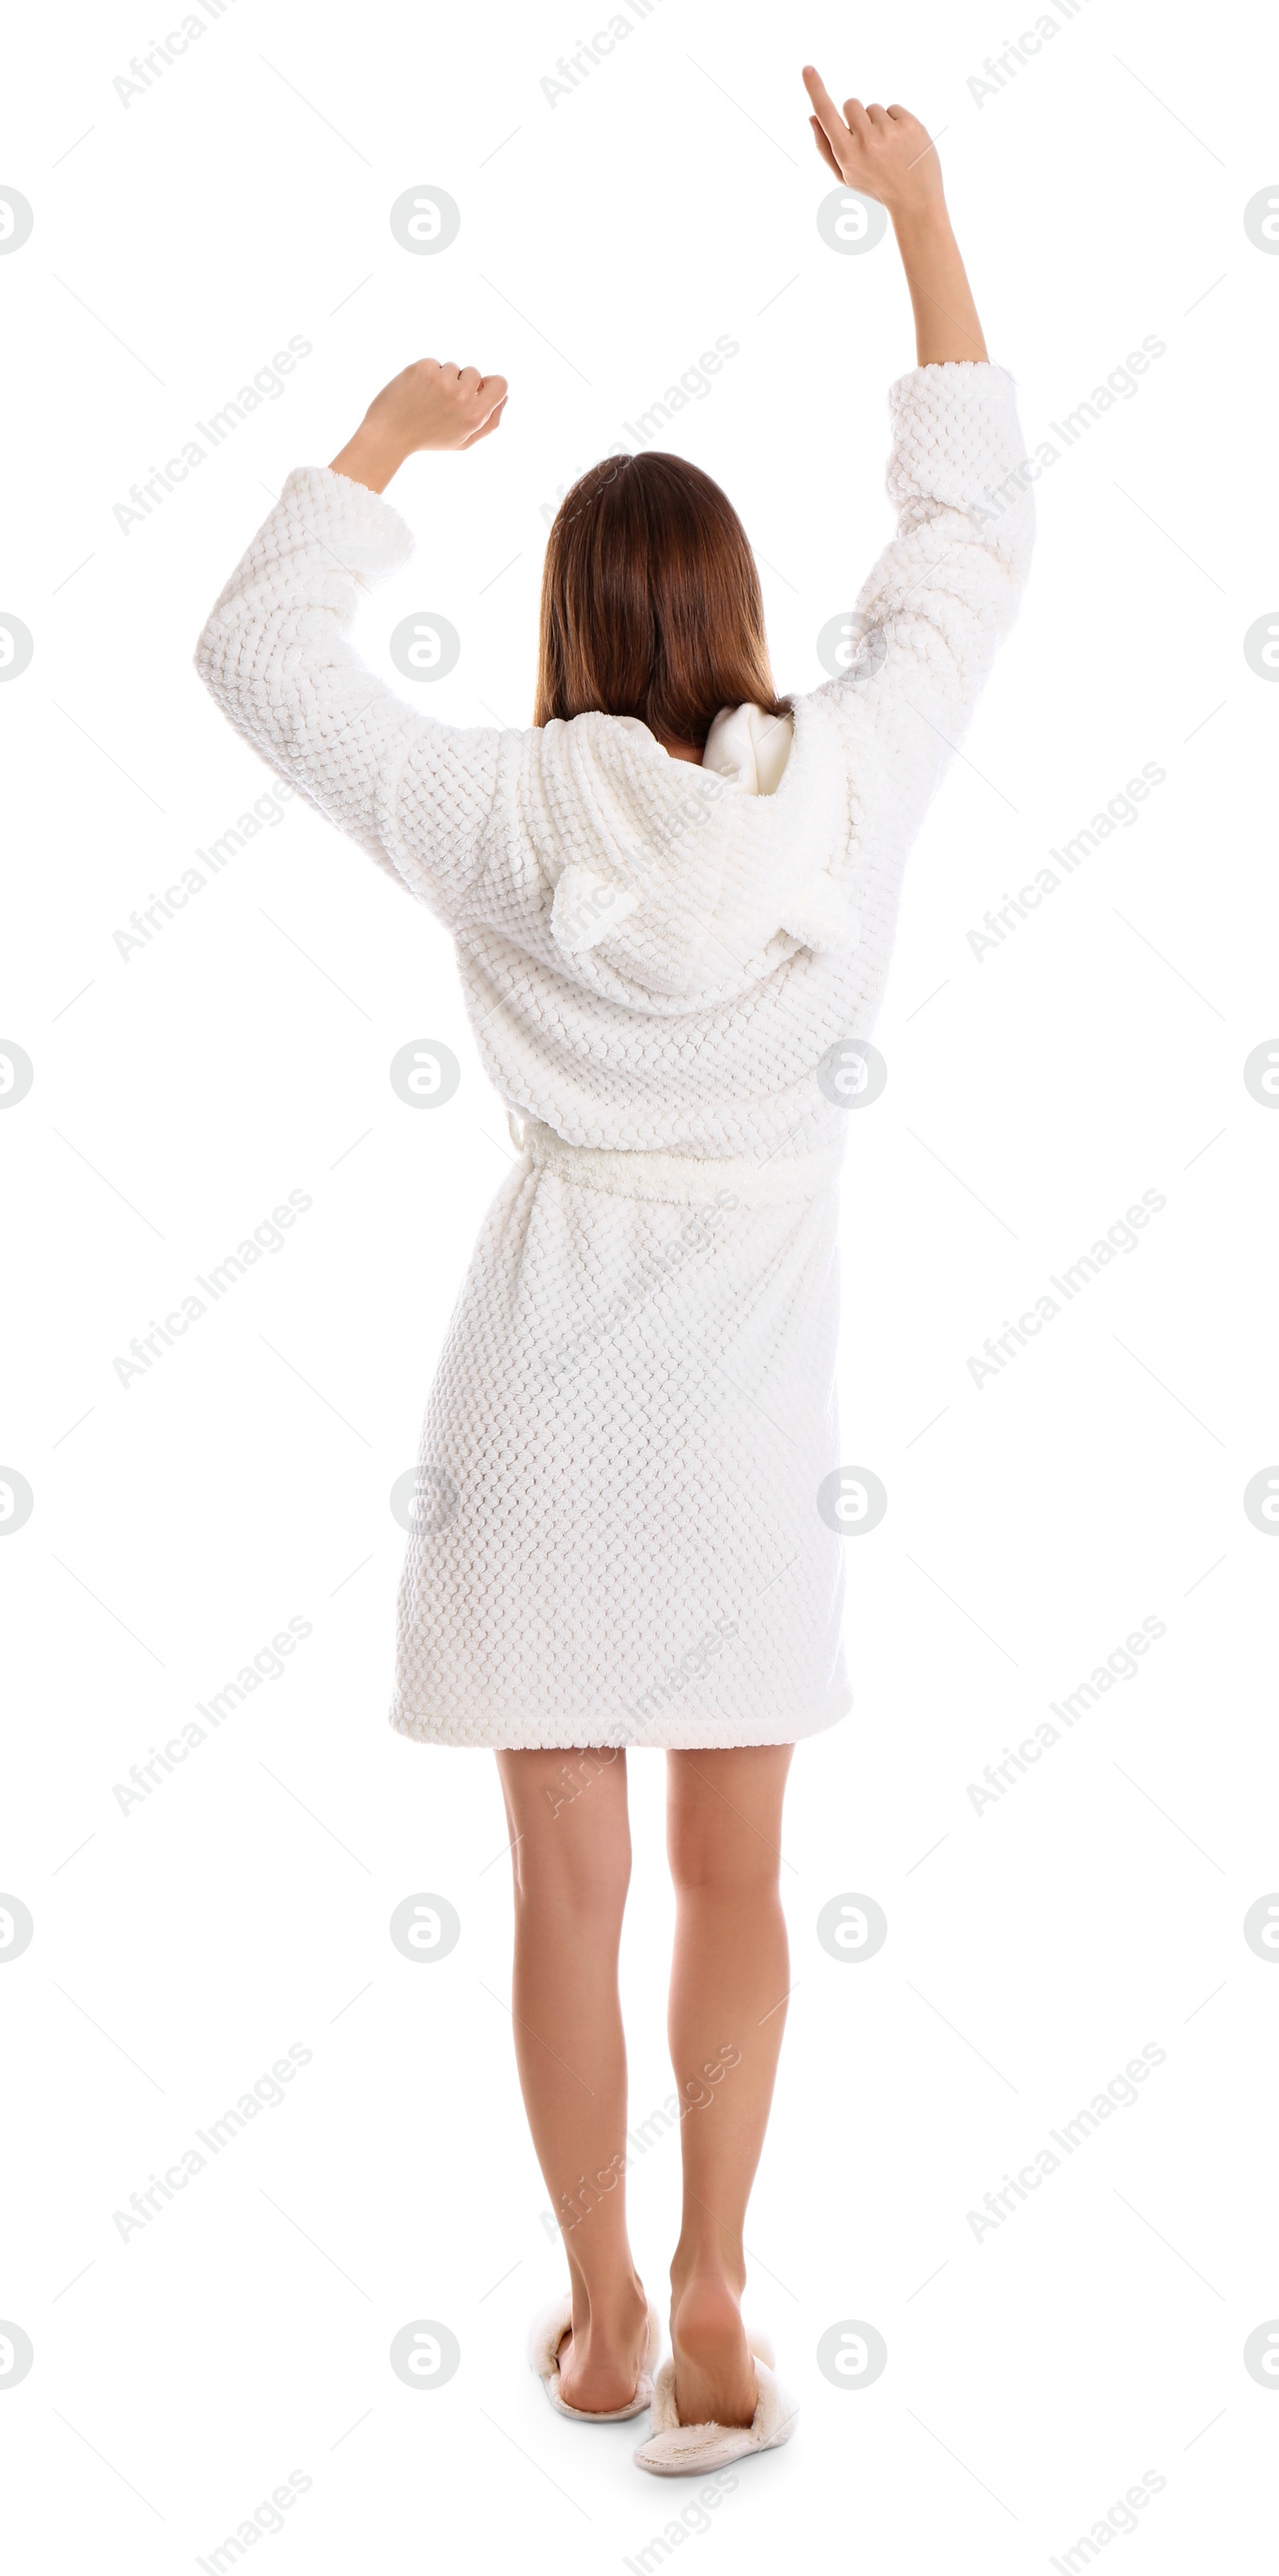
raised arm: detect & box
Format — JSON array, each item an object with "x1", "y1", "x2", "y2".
[
  {"x1": 799, "y1": 72, "x2": 1034, "y2": 856},
  {"x1": 803, "y1": 70, "x2": 987, "y2": 368},
  {"x1": 193, "y1": 364, "x2": 511, "y2": 922}
]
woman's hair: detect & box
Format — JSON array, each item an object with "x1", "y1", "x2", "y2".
[{"x1": 534, "y1": 450, "x2": 791, "y2": 750}]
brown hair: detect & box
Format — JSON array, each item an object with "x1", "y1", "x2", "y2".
[{"x1": 534, "y1": 450, "x2": 791, "y2": 752}]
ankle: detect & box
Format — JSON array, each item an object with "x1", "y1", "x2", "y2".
[
  {"x1": 669, "y1": 2271, "x2": 747, "y2": 2338},
  {"x1": 671, "y1": 2249, "x2": 746, "y2": 2306},
  {"x1": 574, "y1": 2271, "x2": 647, "y2": 2335}
]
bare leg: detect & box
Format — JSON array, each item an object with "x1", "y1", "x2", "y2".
[
  {"x1": 495, "y1": 1746, "x2": 649, "y2": 2412},
  {"x1": 665, "y1": 1744, "x2": 795, "y2": 2427}
]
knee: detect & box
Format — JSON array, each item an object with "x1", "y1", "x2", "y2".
[
  {"x1": 512, "y1": 1794, "x2": 632, "y2": 1924},
  {"x1": 512, "y1": 1845, "x2": 631, "y2": 1926},
  {"x1": 667, "y1": 1812, "x2": 780, "y2": 1902}
]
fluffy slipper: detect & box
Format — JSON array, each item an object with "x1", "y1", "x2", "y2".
[
  {"x1": 633, "y1": 2331, "x2": 798, "y2": 2475},
  {"x1": 528, "y1": 2295, "x2": 663, "y2": 2422}
]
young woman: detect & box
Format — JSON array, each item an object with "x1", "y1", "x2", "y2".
[{"x1": 197, "y1": 70, "x2": 1033, "y2": 2474}]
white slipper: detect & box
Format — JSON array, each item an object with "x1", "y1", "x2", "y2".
[
  {"x1": 633, "y1": 2329, "x2": 798, "y2": 2476},
  {"x1": 528, "y1": 2295, "x2": 663, "y2": 2422}
]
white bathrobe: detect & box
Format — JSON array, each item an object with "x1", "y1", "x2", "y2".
[{"x1": 195, "y1": 362, "x2": 1034, "y2": 1749}]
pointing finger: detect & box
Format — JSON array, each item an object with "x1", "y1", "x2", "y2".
[{"x1": 801, "y1": 64, "x2": 851, "y2": 154}]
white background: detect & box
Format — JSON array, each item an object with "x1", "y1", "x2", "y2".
[{"x1": 2, "y1": 0, "x2": 1277, "y2": 2566}]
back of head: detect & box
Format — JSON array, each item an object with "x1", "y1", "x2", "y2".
[{"x1": 534, "y1": 450, "x2": 790, "y2": 750}]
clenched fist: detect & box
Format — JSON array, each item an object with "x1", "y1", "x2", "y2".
[{"x1": 330, "y1": 361, "x2": 508, "y2": 493}]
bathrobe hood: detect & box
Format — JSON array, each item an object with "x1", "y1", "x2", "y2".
[{"x1": 520, "y1": 691, "x2": 864, "y2": 1009}]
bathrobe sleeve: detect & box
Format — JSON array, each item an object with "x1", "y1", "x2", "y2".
[
  {"x1": 811, "y1": 361, "x2": 1034, "y2": 858},
  {"x1": 193, "y1": 465, "x2": 506, "y2": 924}
]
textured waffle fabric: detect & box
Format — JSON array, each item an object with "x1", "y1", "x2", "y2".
[{"x1": 196, "y1": 362, "x2": 1034, "y2": 1746}]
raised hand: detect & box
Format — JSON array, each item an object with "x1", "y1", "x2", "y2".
[
  {"x1": 330, "y1": 361, "x2": 509, "y2": 494},
  {"x1": 802, "y1": 67, "x2": 986, "y2": 366},
  {"x1": 802, "y1": 71, "x2": 944, "y2": 218}
]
